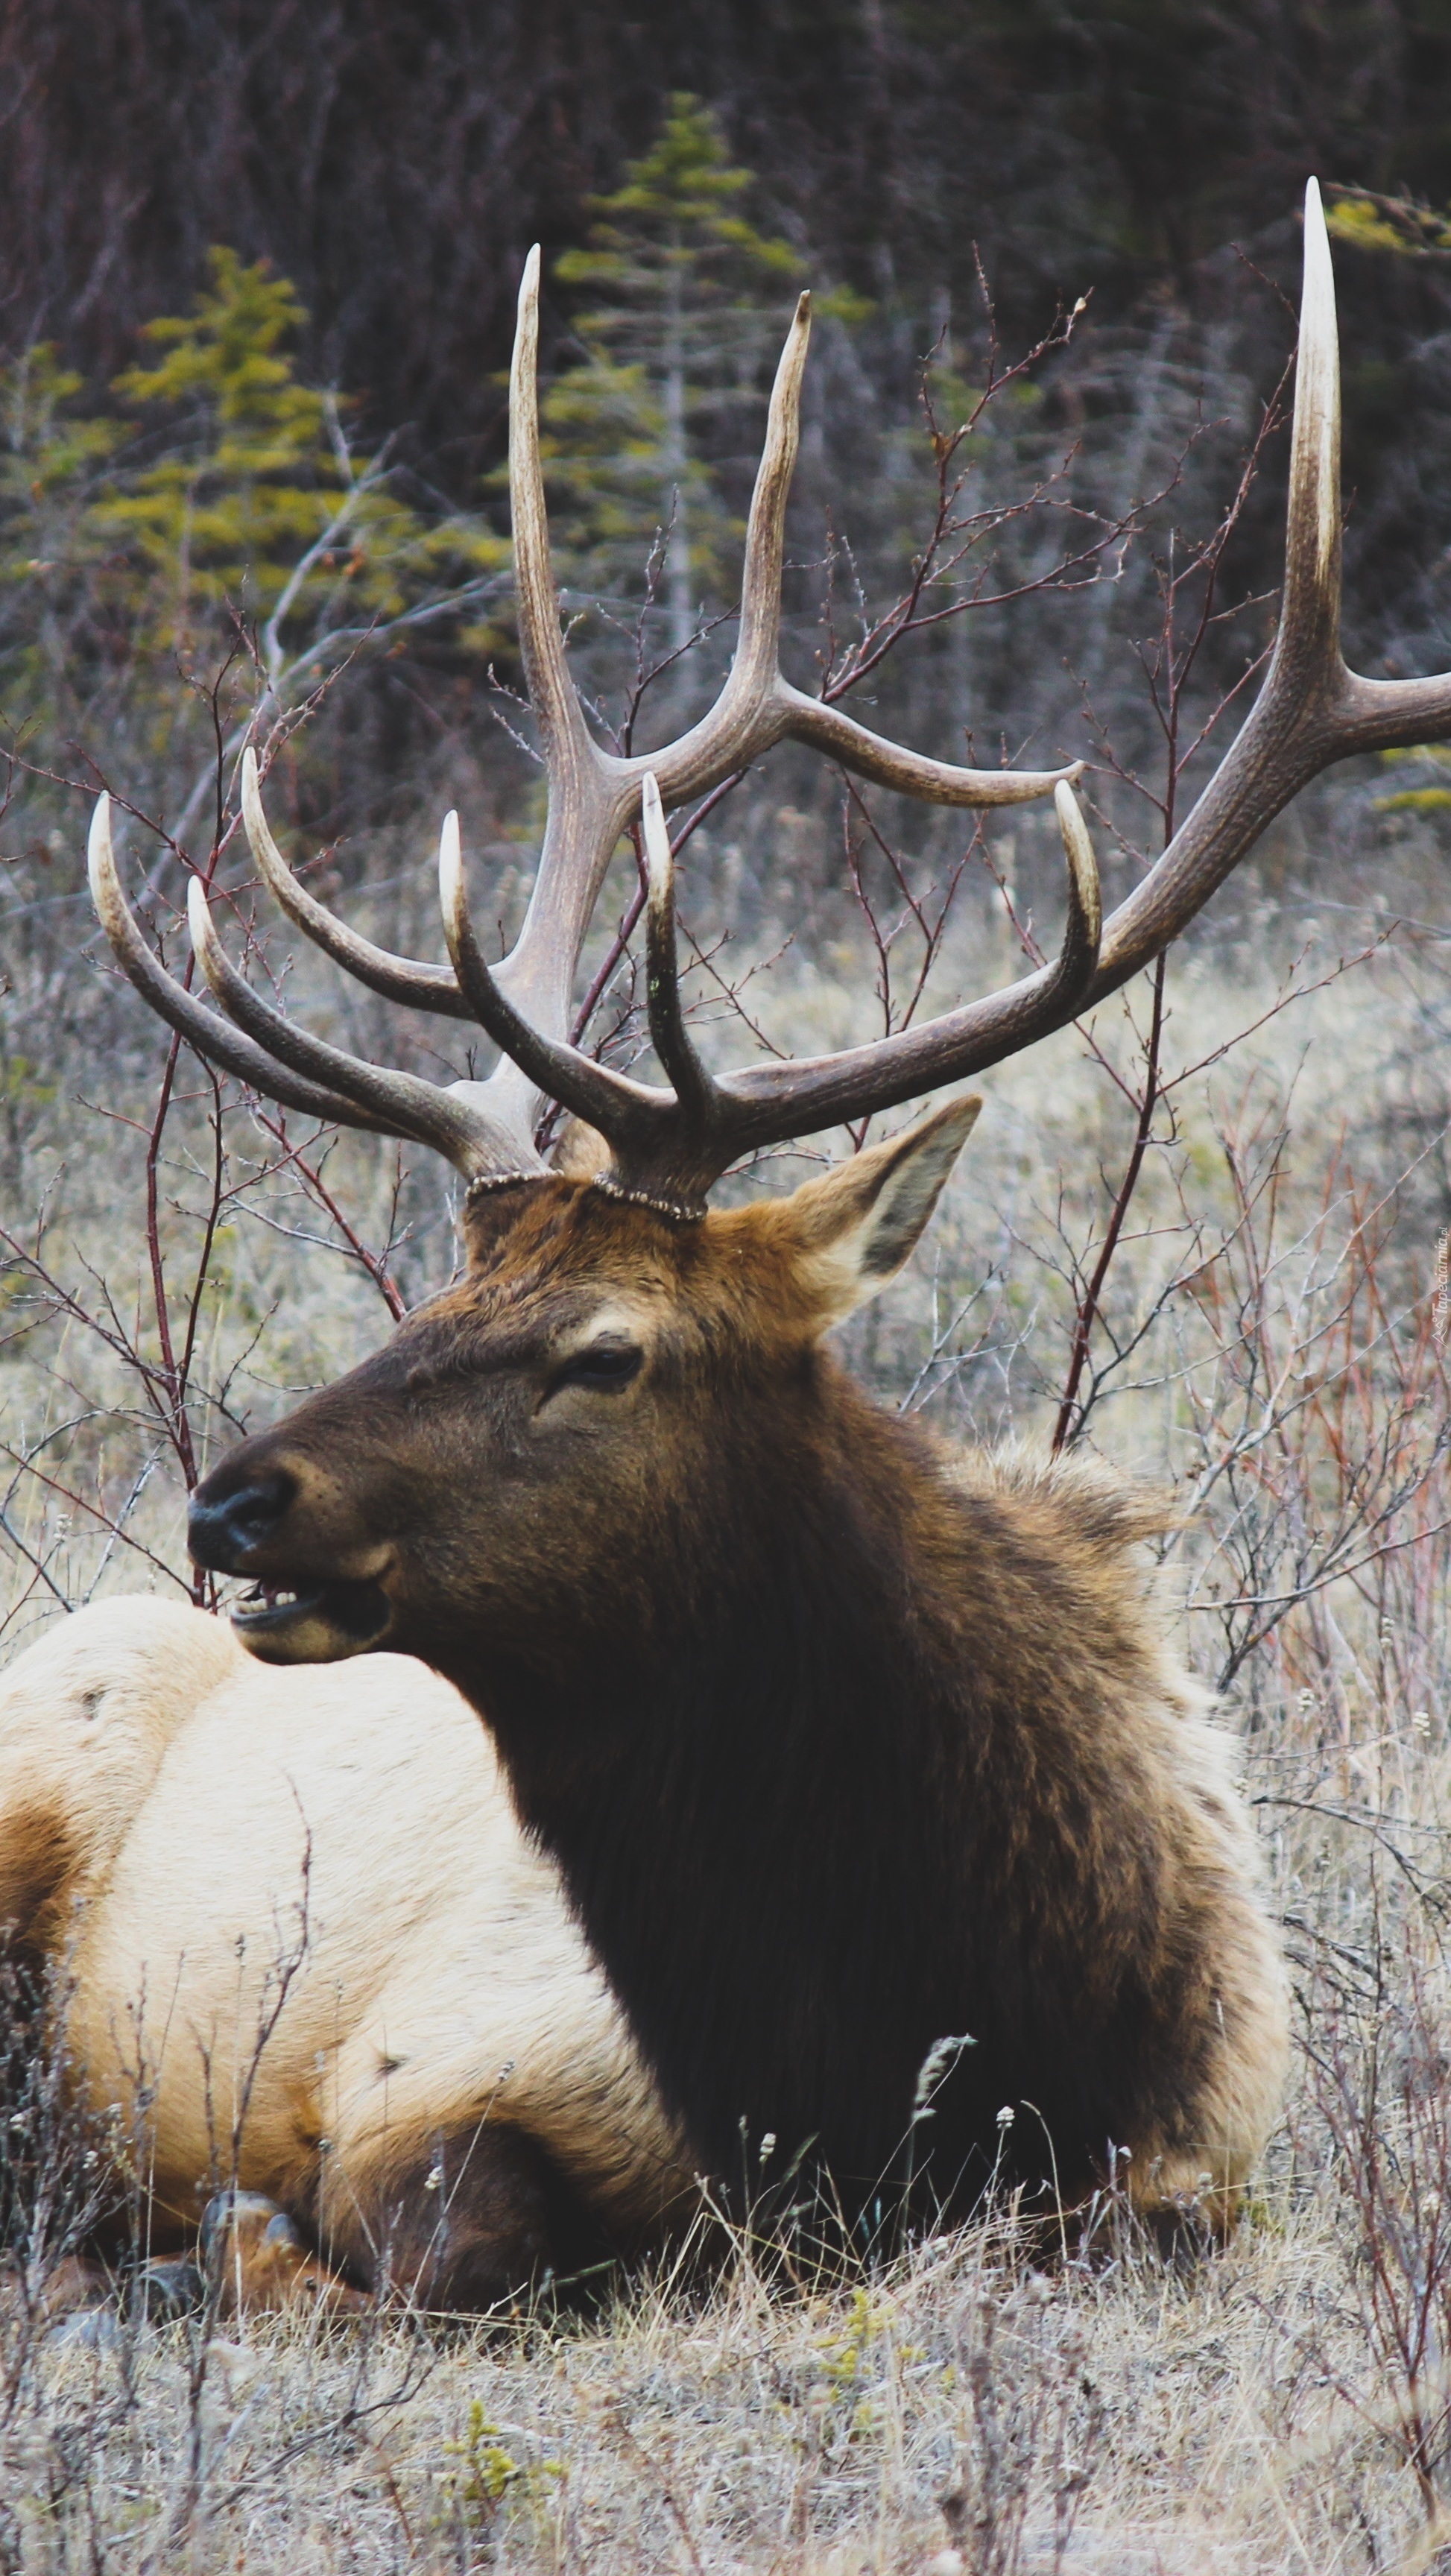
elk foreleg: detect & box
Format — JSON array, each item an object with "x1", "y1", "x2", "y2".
[
  {"x1": 196, "y1": 2188, "x2": 370, "y2": 2317},
  {"x1": 316, "y1": 2118, "x2": 607, "y2": 2314}
]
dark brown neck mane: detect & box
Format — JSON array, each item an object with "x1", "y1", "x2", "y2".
[{"x1": 428, "y1": 1360, "x2": 1184, "y2": 2226}]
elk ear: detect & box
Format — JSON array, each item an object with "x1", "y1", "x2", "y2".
[{"x1": 783, "y1": 1094, "x2": 982, "y2": 1325}]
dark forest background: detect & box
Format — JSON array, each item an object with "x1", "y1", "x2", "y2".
[
  {"x1": 5, "y1": 1, "x2": 1451, "y2": 805},
  {"x1": 6, "y1": 3, "x2": 1451, "y2": 435},
  {"x1": 6, "y1": 0, "x2": 1451, "y2": 630}
]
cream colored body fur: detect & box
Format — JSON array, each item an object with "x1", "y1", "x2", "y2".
[{"x1": 0, "y1": 1598, "x2": 689, "y2": 2261}]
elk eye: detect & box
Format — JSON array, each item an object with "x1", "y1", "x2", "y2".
[{"x1": 549, "y1": 1341, "x2": 643, "y2": 1395}]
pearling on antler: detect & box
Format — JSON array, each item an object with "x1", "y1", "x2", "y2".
[{"x1": 89, "y1": 184, "x2": 1451, "y2": 1213}]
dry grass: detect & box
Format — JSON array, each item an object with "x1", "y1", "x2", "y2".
[
  {"x1": 4, "y1": 862, "x2": 1451, "y2": 2570},
  {"x1": 7, "y1": 2144, "x2": 1451, "y2": 2573}
]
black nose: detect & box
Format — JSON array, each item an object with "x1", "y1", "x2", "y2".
[{"x1": 188, "y1": 1470, "x2": 296, "y2": 1572}]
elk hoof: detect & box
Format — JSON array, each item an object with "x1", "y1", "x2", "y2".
[
  {"x1": 199, "y1": 2188, "x2": 290, "y2": 2264},
  {"x1": 200, "y1": 2188, "x2": 368, "y2": 2315},
  {"x1": 127, "y1": 2257, "x2": 205, "y2": 2323}
]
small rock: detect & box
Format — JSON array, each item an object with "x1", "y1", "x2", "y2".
[{"x1": 128, "y1": 2257, "x2": 203, "y2": 2323}]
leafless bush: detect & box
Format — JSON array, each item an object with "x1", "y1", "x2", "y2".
[
  {"x1": 0, "y1": 1951, "x2": 118, "y2": 2314},
  {"x1": 937, "y1": 2270, "x2": 1107, "y2": 2576},
  {"x1": 1303, "y1": 1907, "x2": 1451, "y2": 2525}
]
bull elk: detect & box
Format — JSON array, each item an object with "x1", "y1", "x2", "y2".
[{"x1": 87, "y1": 185, "x2": 1447, "y2": 2235}]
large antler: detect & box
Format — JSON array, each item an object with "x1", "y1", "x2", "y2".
[
  {"x1": 89, "y1": 251, "x2": 1077, "y2": 1192},
  {"x1": 94, "y1": 184, "x2": 1446, "y2": 1210},
  {"x1": 453, "y1": 174, "x2": 1451, "y2": 1202},
  {"x1": 623, "y1": 175, "x2": 1451, "y2": 1164}
]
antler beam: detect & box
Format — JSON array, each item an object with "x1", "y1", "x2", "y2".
[
  {"x1": 92, "y1": 183, "x2": 1447, "y2": 1210},
  {"x1": 732, "y1": 176, "x2": 1451, "y2": 1133}
]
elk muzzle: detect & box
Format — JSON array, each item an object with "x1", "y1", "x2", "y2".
[{"x1": 189, "y1": 1462, "x2": 395, "y2": 1665}]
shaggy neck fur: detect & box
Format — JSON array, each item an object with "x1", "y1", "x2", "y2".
[{"x1": 431, "y1": 1354, "x2": 1205, "y2": 2225}]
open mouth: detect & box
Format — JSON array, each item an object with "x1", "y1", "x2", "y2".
[{"x1": 229, "y1": 1576, "x2": 393, "y2": 1663}]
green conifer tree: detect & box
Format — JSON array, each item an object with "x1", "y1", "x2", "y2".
[
  {"x1": 540, "y1": 96, "x2": 803, "y2": 652},
  {"x1": 1, "y1": 252, "x2": 506, "y2": 836},
  {"x1": 92, "y1": 247, "x2": 500, "y2": 659}
]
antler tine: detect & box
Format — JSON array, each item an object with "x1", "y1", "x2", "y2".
[
  {"x1": 510, "y1": 245, "x2": 598, "y2": 783},
  {"x1": 1085, "y1": 174, "x2": 1451, "y2": 1000},
  {"x1": 241, "y1": 751, "x2": 471, "y2": 1020},
  {"x1": 89, "y1": 797, "x2": 412, "y2": 1134},
  {"x1": 1048, "y1": 778, "x2": 1103, "y2": 985},
  {"x1": 1280, "y1": 171, "x2": 1341, "y2": 658},
  {"x1": 639, "y1": 774, "x2": 715, "y2": 1125},
  {"x1": 666, "y1": 779, "x2": 1104, "y2": 1159},
  {"x1": 676, "y1": 292, "x2": 812, "y2": 747},
  {"x1": 478, "y1": 249, "x2": 654, "y2": 1114},
  {"x1": 186, "y1": 877, "x2": 519, "y2": 1175}
]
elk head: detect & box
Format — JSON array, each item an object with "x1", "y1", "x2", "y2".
[
  {"x1": 90, "y1": 182, "x2": 1451, "y2": 1673},
  {"x1": 178, "y1": 1094, "x2": 981, "y2": 1667}
]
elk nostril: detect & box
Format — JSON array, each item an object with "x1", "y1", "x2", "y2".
[{"x1": 187, "y1": 1470, "x2": 297, "y2": 1571}]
